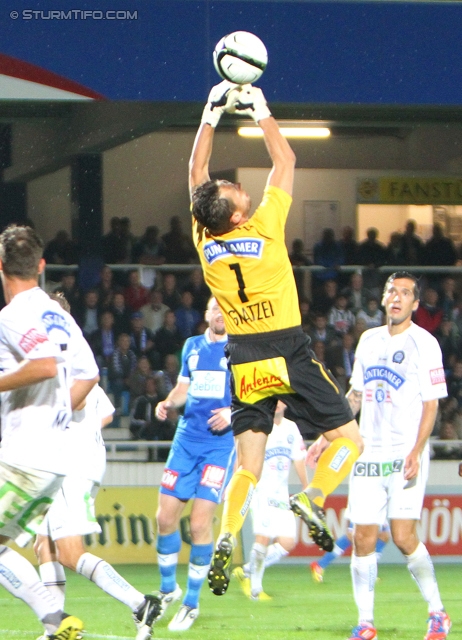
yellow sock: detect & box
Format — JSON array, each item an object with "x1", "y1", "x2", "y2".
[
  {"x1": 220, "y1": 469, "x2": 258, "y2": 539},
  {"x1": 309, "y1": 437, "x2": 360, "y2": 508}
]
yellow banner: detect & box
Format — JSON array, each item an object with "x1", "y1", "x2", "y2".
[
  {"x1": 15, "y1": 487, "x2": 241, "y2": 565},
  {"x1": 357, "y1": 176, "x2": 462, "y2": 204}
]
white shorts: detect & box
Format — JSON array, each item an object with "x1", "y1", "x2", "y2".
[
  {"x1": 347, "y1": 450, "x2": 429, "y2": 525},
  {"x1": 250, "y1": 492, "x2": 296, "y2": 540},
  {"x1": 39, "y1": 476, "x2": 101, "y2": 540},
  {"x1": 0, "y1": 460, "x2": 64, "y2": 547}
]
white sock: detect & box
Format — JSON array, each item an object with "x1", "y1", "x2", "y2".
[
  {"x1": 39, "y1": 561, "x2": 66, "y2": 611},
  {"x1": 76, "y1": 552, "x2": 144, "y2": 611},
  {"x1": 405, "y1": 542, "x2": 444, "y2": 613},
  {"x1": 0, "y1": 546, "x2": 62, "y2": 633},
  {"x1": 264, "y1": 542, "x2": 289, "y2": 568},
  {"x1": 351, "y1": 552, "x2": 377, "y2": 624},
  {"x1": 249, "y1": 542, "x2": 267, "y2": 596}
]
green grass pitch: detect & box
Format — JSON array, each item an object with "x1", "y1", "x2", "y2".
[{"x1": 0, "y1": 563, "x2": 460, "y2": 639}]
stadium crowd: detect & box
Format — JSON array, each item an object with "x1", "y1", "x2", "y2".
[{"x1": 33, "y1": 217, "x2": 462, "y2": 457}]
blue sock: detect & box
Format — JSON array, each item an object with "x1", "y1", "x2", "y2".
[
  {"x1": 376, "y1": 538, "x2": 387, "y2": 557},
  {"x1": 157, "y1": 531, "x2": 181, "y2": 594},
  {"x1": 318, "y1": 534, "x2": 351, "y2": 569},
  {"x1": 183, "y1": 543, "x2": 213, "y2": 609}
]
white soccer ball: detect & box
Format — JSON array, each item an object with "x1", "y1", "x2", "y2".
[{"x1": 213, "y1": 31, "x2": 268, "y2": 85}]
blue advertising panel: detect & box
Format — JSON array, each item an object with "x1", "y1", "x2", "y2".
[{"x1": 0, "y1": 1, "x2": 461, "y2": 103}]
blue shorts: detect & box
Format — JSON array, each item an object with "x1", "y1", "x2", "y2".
[{"x1": 159, "y1": 436, "x2": 235, "y2": 504}]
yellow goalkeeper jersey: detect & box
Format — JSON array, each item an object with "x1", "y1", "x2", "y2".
[{"x1": 192, "y1": 185, "x2": 301, "y2": 336}]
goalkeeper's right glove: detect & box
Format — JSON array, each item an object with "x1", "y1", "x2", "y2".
[
  {"x1": 201, "y1": 80, "x2": 240, "y2": 128},
  {"x1": 232, "y1": 84, "x2": 272, "y2": 123}
]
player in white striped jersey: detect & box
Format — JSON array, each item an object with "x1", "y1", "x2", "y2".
[
  {"x1": 233, "y1": 401, "x2": 307, "y2": 600},
  {"x1": 0, "y1": 225, "x2": 99, "y2": 640},
  {"x1": 336, "y1": 271, "x2": 449, "y2": 640}
]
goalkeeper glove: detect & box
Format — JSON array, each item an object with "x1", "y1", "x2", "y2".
[
  {"x1": 232, "y1": 84, "x2": 272, "y2": 123},
  {"x1": 201, "y1": 80, "x2": 240, "y2": 128}
]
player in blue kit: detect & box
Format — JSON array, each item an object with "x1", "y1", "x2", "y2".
[{"x1": 154, "y1": 297, "x2": 235, "y2": 631}]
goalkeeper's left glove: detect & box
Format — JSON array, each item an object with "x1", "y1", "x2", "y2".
[
  {"x1": 201, "y1": 80, "x2": 240, "y2": 128},
  {"x1": 232, "y1": 84, "x2": 272, "y2": 123}
]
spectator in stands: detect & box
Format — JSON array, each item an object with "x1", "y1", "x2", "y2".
[
  {"x1": 352, "y1": 316, "x2": 368, "y2": 343},
  {"x1": 308, "y1": 312, "x2": 339, "y2": 347},
  {"x1": 434, "y1": 421, "x2": 462, "y2": 459},
  {"x1": 132, "y1": 225, "x2": 166, "y2": 266},
  {"x1": 140, "y1": 289, "x2": 171, "y2": 334},
  {"x1": 160, "y1": 272, "x2": 182, "y2": 311},
  {"x1": 53, "y1": 271, "x2": 80, "y2": 314},
  {"x1": 96, "y1": 264, "x2": 115, "y2": 311},
  {"x1": 300, "y1": 297, "x2": 313, "y2": 334},
  {"x1": 76, "y1": 288, "x2": 101, "y2": 338},
  {"x1": 124, "y1": 269, "x2": 150, "y2": 312},
  {"x1": 154, "y1": 353, "x2": 180, "y2": 397},
  {"x1": 327, "y1": 293, "x2": 355, "y2": 337},
  {"x1": 356, "y1": 295, "x2": 384, "y2": 329},
  {"x1": 357, "y1": 227, "x2": 387, "y2": 297},
  {"x1": 182, "y1": 267, "x2": 211, "y2": 315},
  {"x1": 162, "y1": 215, "x2": 197, "y2": 265},
  {"x1": 127, "y1": 355, "x2": 154, "y2": 400},
  {"x1": 423, "y1": 223, "x2": 457, "y2": 267},
  {"x1": 129, "y1": 311, "x2": 161, "y2": 369},
  {"x1": 386, "y1": 231, "x2": 404, "y2": 266},
  {"x1": 119, "y1": 217, "x2": 137, "y2": 264},
  {"x1": 399, "y1": 219, "x2": 424, "y2": 266},
  {"x1": 154, "y1": 309, "x2": 184, "y2": 363},
  {"x1": 110, "y1": 290, "x2": 132, "y2": 337},
  {"x1": 439, "y1": 276, "x2": 459, "y2": 321},
  {"x1": 413, "y1": 287, "x2": 443, "y2": 336},
  {"x1": 108, "y1": 332, "x2": 138, "y2": 420},
  {"x1": 43, "y1": 229, "x2": 79, "y2": 269},
  {"x1": 312, "y1": 228, "x2": 344, "y2": 291},
  {"x1": 312, "y1": 279, "x2": 338, "y2": 315},
  {"x1": 175, "y1": 291, "x2": 202, "y2": 339},
  {"x1": 435, "y1": 316, "x2": 460, "y2": 372},
  {"x1": 129, "y1": 376, "x2": 176, "y2": 460},
  {"x1": 289, "y1": 238, "x2": 312, "y2": 301},
  {"x1": 325, "y1": 330, "x2": 356, "y2": 393},
  {"x1": 338, "y1": 226, "x2": 359, "y2": 288},
  {"x1": 342, "y1": 271, "x2": 369, "y2": 314},
  {"x1": 102, "y1": 216, "x2": 126, "y2": 265},
  {"x1": 339, "y1": 225, "x2": 359, "y2": 266},
  {"x1": 358, "y1": 228, "x2": 388, "y2": 269},
  {"x1": 89, "y1": 310, "x2": 117, "y2": 369}
]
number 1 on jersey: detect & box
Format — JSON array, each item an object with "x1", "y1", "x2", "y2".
[{"x1": 229, "y1": 263, "x2": 249, "y2": 303}]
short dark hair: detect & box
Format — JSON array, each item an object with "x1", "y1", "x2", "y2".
[
  {"x1": 384, "y1": 270, "x2": 420, "y2": 300},
  {"x1": 0, "y1": 225, "x2": 44, "y2": 280},
  {"x1": 49, "y1": 292, "x2": 71, "y2": 314},
  {"x1": 192, "y1": 180, "x2": 236, "y2": 235}
]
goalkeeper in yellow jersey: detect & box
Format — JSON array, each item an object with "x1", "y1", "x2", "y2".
[{"x1": 189, "y1": 81, "x2": 363, "y2": 596}]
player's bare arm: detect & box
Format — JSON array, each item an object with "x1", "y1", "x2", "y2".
[
  {"x1": 156, "y1": 381, "x2": 190, "y2": 420},
  {"x1": 70, "y1": 376, "x2": 99, "y2": 411},
  {"x1": 305, "y1": 435, "x2": 329, "y2": 468},
  {"x1": 294, "y1": 457, "x2": 309, "y2": 489},
  {"x1": 189, "y1": 124, "x2": 213, "y2": 198},
  {"x1": 259, "y1": 117, "x2": 296, "y2": 196},
  {"x1": 346, "y1": 388, "x2": 363, "y2": 416},
  {"x1": 404, "y1": 398, "x2": 438, "y2": 480},
  {"x1": 0, "y1": 357, "x2": 57, "y2": 391},
  {"x1": 189, "y1": 81, "x2": 240, "y2": 197},
  {"x1": 208, "y1": 406, "x2": 231, "y2": 432}
]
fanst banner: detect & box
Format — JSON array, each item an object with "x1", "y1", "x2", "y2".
[
  {"x1": 289, "y1": 494, "x2": 462, "y2": 558},
  {"x1": 15, "y1": 487, "x2": 242, "y2": 566},
  {"x1": 356, "y1": 177, "x2": 462, "y2": 205}
]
